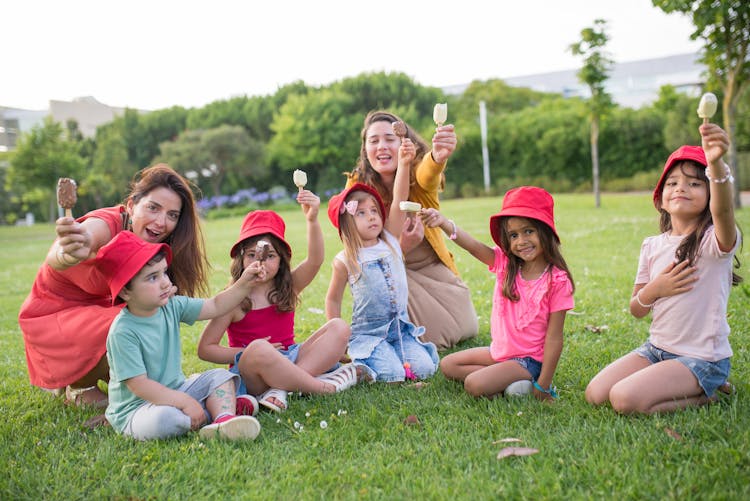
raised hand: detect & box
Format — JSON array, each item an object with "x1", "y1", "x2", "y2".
[
  {"x1": 699, "y1": 123, "x2": 729, "y2": 165},
  {"x1": 431, "y1": 124, "x2": 457, "y2": 164},
  {"x1": 297, "y1": 189, "x2": 320, "y2": 221}
]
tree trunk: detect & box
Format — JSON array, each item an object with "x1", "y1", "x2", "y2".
[
  {"x1": 591, "y1": 116, "x2": 601, "y2": 208},
  {"x1": 723, "y1": 93, "x2": 742, "y2": 209}
]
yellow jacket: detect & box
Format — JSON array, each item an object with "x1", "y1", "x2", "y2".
[{"x1": 346, "y1": 152, "x2": 459, "y2": 276}]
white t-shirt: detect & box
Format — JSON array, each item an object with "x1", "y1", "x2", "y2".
[{"x1": 635, "y1": 226, "x2": 740, "y2": 361}]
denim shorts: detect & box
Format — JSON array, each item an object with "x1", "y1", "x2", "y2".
[
  {"x1": 633, "y1": 341, "x2": 730, "y2": 397},
  {"x1": 230, "y1": 344, "x2": 301, "y2": 395},
  {"x1": 509, "y1": 356, "x2": 543, "y2": 381}
]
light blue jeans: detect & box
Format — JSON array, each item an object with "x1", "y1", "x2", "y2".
[
  {"x1": 358, "y1": 328, "x2": 438, "y2": 383},
  {"x1": 123, "y1": 368, "x2": 238, "y2": 441}
]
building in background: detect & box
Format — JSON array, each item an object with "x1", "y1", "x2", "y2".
[
  {"x1": 0, "y1": 97, "x2": 129, "y2": 152},
  {"x1": 444, "y1": 52, "x2": 704, "y2": 108}
]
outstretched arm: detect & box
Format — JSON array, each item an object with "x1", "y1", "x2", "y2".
[
  {"x1": 384, "y1": 138, "x2": 415, "y2": 237},
  {"x1": 198, "y1": 261, "x2": 264, "y2": 320},
  {"x1": 292, "y1": 189, "x2": 324, "y2": 293},
  {"x1": 421, "y1": 208, "x2": 494, "y2": 266},
  {"x1": 701, "y1": 122, "x2": 736, "y2": 252}
]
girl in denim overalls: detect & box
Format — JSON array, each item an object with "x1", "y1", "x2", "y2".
[{"x1": 326, "y1": 134, "x2": 438, "y2": 382}]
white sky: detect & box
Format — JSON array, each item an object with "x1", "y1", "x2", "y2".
[{"x1": 4, "y1": 0, "x2": 702, "y2": 111}]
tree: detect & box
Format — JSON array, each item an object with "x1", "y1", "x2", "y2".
[
  {"x1": 6, "y1": 117, "x2": 87, "y2": 222},
  {"x1": 653, "y1": 0, "x2": 749, "y2": 207},
  {"x1": 158, "y1": 125, "x2": 265, "y2": 198},
  {"x1": 570, "y1": 19, "x2": 614, "y2": 208}
]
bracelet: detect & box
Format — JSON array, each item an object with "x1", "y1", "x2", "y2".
[
  {"x1": 56, "y1": 247, "x2": 79, "y2": 267},
  {"x1": 705, "y1": 165, "x2": 734, "y2": 184},
  {"x1": 532, "y1": 381, "x2": 558, "y2": 399},
  {"x1": 447, "y1": 219, "x2": 457, "y2": 240},
  {"x1": 635, "y1": 289, "x2": 654, "y2": 308}
]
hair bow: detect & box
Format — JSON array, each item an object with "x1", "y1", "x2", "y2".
[{"x1": 340, "y1": 200, "x2": 358, "y2": 215}]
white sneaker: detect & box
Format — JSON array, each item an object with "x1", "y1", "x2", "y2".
[
  {"x1": 505, "y1": 380, "x2": 533, "y2": 397},
  {"x1": 199, "y1": 415, "x2": 261, "y2": 441}
]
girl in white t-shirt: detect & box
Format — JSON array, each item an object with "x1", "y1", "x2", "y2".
[{"x1": 586, "y1": 122, "x2": 743, "y2": 414}]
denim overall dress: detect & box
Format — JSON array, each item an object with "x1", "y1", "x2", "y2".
[{"x1": 337, "y1": 232, "x2": 438, "y2": 382}]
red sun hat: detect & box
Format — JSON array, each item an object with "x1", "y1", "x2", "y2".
[
  {"x1": 230, "y1": 210, "x2": 291, "y2": 258},
  {"x1": 327, "y1": 183, "x2": 386, "y2": 234},
  {"x1": 652, "y1": 145, "x2": 707, "y2": 208},
  {"x1": 96, "y1": 231, "x2": 172, "y2": 305},
  {"x1": 489, "y1": 186, "x2": 559, "y2": 246}
]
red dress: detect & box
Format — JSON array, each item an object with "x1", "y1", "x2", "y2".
[{"x1": 18, "y1": 206, "x2": 127, "y2": 389}]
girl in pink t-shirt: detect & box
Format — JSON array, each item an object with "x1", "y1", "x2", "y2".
[
  {"x1": 586, "y1": 122, "x2": 742, "y2": 414},
  {"x1": 198, "y1": 192, "x2": 360, "y2": 414},
  {"x1": 423, "y1": 186, "x2": 574, "y2": 400}
]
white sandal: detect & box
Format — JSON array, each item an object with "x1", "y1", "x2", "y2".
[
  {"x1": 316, "y1": 364, "x2": 359, "y2": 393},
  {"x1": 258, "y1": 388, "x2": 288, "y2": 412}
]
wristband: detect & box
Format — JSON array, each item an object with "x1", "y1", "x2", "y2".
[
  {"x1": 635, "y1": 289, "x2": 654, "y2": 308},
  {"x1": 705, "y1": 165, "x2": 734, "y2": 184},
  {"x1": 447, "y1": 219, "x2": 457, "y2": 240},
  {"x1": 532, "y1": 381, "x2": 558, "y2": 399}
]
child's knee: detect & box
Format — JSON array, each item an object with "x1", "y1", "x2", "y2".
[
  {"x1": 327, "y1": 318, "x2": 351, "y2": 342},
  {"x1": 584, "y1": 380, "x2": 608, "y2": 406},
  {"x1": 463, "y1": 374, "x2": 487, "y2": 398},
  {"x1": 608, "y1": 384, "x2": 641, "y2": 414}
]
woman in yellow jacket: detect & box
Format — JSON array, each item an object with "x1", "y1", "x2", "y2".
[{"x1": 345, "y1": 110, "x2": 477, "y2": 350}]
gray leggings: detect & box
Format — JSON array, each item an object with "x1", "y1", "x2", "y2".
[{"x1": 123, "y1": 368, "x2": 238, "y2": 441}]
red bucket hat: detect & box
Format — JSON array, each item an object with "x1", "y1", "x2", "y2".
[
  {"x1": 96, "y1": 231, "x2": 172, "y2": 305},
  {"x1": 230, "y1": 210, "x2": 291, "y2": 258},
  {"x1": 652, "y1": 145, "x2": 706, "y2": 208},
  {"x1": 327, "y1": 183, "x2": 386, "y2": 234},
  {"x1": 489, "y1": 186, "x2": 558, "y2": 246}
]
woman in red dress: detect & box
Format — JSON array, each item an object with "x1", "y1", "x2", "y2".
[{"x1": 18, "y1": 164, "x2": 209, "y2": 407}]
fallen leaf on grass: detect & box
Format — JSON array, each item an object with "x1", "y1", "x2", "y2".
[
  {"x1": 664, "y1": 427, "x2": 682, "y2": 441},
  {"x1": 585, "y1": 324, "x2": 609, "y2": 333},
  {"x1": 496, "y1": 447, "x2": 539, "y2": 459},
  {"x1": 407, "y1": 381, "x2": 428, "y2": 390},
  {"x1": 492, "y1": 438, "x2": 523, "y2": 444},
  {"x1": 403, "y1": 414, "x2": 421, "y2": 426}
]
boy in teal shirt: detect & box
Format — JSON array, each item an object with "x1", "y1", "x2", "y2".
[{"x1": 101, "y1": 231, "x2": 263, "y2": 441}]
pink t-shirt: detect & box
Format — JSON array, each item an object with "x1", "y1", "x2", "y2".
[
  {"x1": 635, "y1": 226, "x2": 739, "y2": 361},
  {"x1": 489, "y1": 247, "x2": 574, "y2": 362}
]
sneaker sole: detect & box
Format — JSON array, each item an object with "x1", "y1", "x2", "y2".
[{"x1": 199, "y1": 416, "x2": 261, "y2": 441}]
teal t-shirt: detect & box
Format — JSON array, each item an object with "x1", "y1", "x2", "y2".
[{"x1": 105, "y1": 295, "x2": 203, "y2": 433}]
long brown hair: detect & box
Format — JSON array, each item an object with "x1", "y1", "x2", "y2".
[
  {"x1": 347, "y1": 110, "x2": 434, "y2": 207},
  {"x1": 126, "y1": 163, "x2": 210, "y2": 297},
  {"x1": 655, "y1": 161, "x2": 743, "y2": 285},
  {"x1": 494, "y1": 217, "x2": 575, "y2": 301},
  {"x1": 229, "y1": 234, "x2": 297, "y2": 312}
]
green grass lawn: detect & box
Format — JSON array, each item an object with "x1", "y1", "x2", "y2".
[{"x1": 1, "y1": 193, "x2": 749, "y2": 499}]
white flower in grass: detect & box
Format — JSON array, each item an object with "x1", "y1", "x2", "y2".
[
  {"x1": 305, "y1": 411, "x2": 311, "y2": 417},
  {"x1": 294, "y1": 421, "x2": 301, "y2": 429},
  {"x1": 276, "y1": 418, "x2": 281, "y2": 423},
  {"x1": 337, "y1": 409, "x2": 347, "y2": 416},
  {"x1": 320, "y1": 420, "x2": 328, "y2": 429}
]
